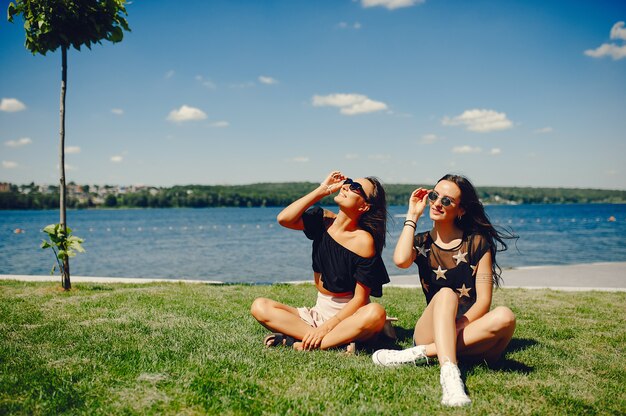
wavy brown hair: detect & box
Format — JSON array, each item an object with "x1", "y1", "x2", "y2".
[
  {"x1": 359, "y1": 177, "x2": 388, "y2": 254},
  {"x1": 438, "y1": 174, "x2": 518, "y2": 287}
]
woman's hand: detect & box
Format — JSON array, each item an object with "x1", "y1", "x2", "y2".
[
  {"x1": 301, "y1": 325, "x2": 332, "y2": 350},
  {"x1": 407, "y1": 188, "x2": 430, "y2": 220},
  {"x1": 277, "y1": 170, "x2": 346, "y2": 230},
  {"x1": 320, "y1": 171, "x2": 346, "y2": 195}
]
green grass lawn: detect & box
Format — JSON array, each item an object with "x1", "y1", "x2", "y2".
[{"x1": 1, "y1": 281, "x2": 624, "y2": 415}]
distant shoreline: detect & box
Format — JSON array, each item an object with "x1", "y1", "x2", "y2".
[{"x1": 2, "y1": 182, "x2": 625, "y2": 210}]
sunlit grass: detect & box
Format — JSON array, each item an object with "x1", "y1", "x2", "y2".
[{"x1": 1, "y1": 281, "x2": 624, "y2": 415}]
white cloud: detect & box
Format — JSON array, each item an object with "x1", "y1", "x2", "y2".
[
  {"x1": 368, "y1": 154, "x2": 391, "y2": 161},
  {"x1": 452, "y1": 145, "x2": 482, "y2": 154},
  {"x1": 338, "y1": 21, "x2": 361, "y2": 30},
  {"x1": 420, "y1": 133, "x2": 442, "y2": 144},
  {"x1": 490, "y1": 148, "x2": 502, "y2": 155},
  {"x1": 584, "y1": 43, "x2": 626, "y2": 60},
  {"x1": 5, "y1": 137, "x2": 32, "y2": 147},
  {"x1": 290, "y1": 156, "x2": 309, "y2": 163},
  {"x1": 196, "y1": 75, "x2": 216, "y2": 89},
  {"x1": 585, "y1": 22, "x2": 626, "y2": 60},
  {"x1": 111, "y1": 108, "x2": 124, "y2": 115},
  {"x1": 258, "y1": 76, "x2": 278, "y2": 85},
  {"x1": 66, "y1": 146, "x2": 81, "y2": 154},
  {"x1": 167, "y1": 105, "x2": 207, "y2": 122},
  {"x1": 534, "y1": 127, "x2": 553, "y2": 134},
  {"x1": 210, "y1": 121, "x2": 230, "y2": 128},
  {"x1": 442, "y1": 109, "x2": 513, "y2": 132},
  {"x1": 345, "y1": 153, "x2": 360, "y2": 160},
  {"x1": 361, "y1": 0, "x2": 424, "y2": 10},
  {"x1": 610, "y1": 21, "x2": 626, "y2": 41},
  {"x1": 0, "y1": 98, "x2": 26, "y2": 112},
  {"x1": 165, "y1": 70, "x2": 175, "y2": 79},
  {"x1": 2, "y1": 161, "x2": 18, "y2": 168},
  {"x1": 111, "y1": 155, "x2": 123, "y2": 163},
  {"x1": 312, "y1": 93, "x2": 388, "y2": 115}
]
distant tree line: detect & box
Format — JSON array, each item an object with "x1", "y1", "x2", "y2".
[{"x1": 1, "y1": 182, "x2": 625, "y2": 210}]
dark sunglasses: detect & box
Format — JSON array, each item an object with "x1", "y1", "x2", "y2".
[
  {"x1": 344, "y1": 178, "x2": 369, "y2": 201},
  {"x1": 428, "y1": 191, "x2": 455, "y2": 207}
]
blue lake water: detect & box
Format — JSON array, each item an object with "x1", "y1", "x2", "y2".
[{"x1": 1, "y1": 204, "x2": 625, "y2": 283}]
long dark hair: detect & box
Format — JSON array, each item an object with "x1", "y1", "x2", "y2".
[
  {"x1": 438, "y1": 174, "x2": 518, "y2": 287},
  {"x1": 359, "y1": 177, "x2": 388, "y2": 254}
]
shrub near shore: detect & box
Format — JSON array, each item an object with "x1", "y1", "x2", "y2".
[
  {"x1": 0, "y1": 281, "x2": 624, "y2": 414},
  {"x1": 2, "y1": 182, "x2": 626, "y2": 209}
]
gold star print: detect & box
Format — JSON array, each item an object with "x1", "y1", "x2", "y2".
[
  {"x1": 452, "y1": 250, "x2": 468, "y2": 265},
  {"x1": 457, "y1": 284, "x2": 472, "y2": 298},
  {"x1": 433, "y1": 265, "x2": 447, "y2": 280},
  {"x1": 421, "y1": 278, "x2": 430, "y2": 293},
  {"x1": 417, "y1": 244, "x2": 430, "y2": 257}
]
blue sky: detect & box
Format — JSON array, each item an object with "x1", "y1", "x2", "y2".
[{"x1": 1, "y1": 0, "x2": 625, "y2": 189}]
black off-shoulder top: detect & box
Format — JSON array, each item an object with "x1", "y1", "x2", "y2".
[{"x1": 302, "y1": 206, "x2": 389, "y2": 297}]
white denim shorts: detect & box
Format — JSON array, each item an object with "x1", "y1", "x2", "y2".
[{"x1": 297, "y1": 292, "x2": 355, "y2": 328}]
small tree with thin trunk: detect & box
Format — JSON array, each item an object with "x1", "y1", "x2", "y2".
[{"x1": 8, "y1": 0, "x2": 130, "y2": 290}]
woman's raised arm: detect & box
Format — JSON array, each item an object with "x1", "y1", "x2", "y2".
[
  {"x1": 393, "y1": 188, "x2": 429, "y2": 268},
  {"x1": 277, "y1": 171, "x2": 345, "y2": 230}
]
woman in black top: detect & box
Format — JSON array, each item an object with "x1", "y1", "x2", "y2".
[
  {"x1": 251, "y1": 170, "x2": 390, "y2": 351},
  {"x1": 372, "y1": 174, "x2": 517, "y2": 407}
]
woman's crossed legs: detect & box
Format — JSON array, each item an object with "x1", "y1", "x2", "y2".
[{"x1": 250, "y1": 297, "x2": 386, "y2": 350}]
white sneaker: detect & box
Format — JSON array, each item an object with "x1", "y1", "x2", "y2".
[
  {"x1": 372, "y1": 345, "x2": 428, "y2": 367},
  {"x1": 439, "y1": 361, "x2": 471, "y2": 407}
]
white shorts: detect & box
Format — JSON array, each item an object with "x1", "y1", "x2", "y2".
[{"x1": 297, "y1": 292, "x2": 356, "y2": 328}]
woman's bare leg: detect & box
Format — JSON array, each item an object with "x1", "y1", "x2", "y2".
[
  {"x1": 413, "y1": 303, "x2": 516, "y2": 363},
  {"x1": 319, "y1": 303, "x2": 386, "y2": 349},
  {"x1": 250, "y1": 297, "x2": 313, "y2": 340},
  {"x1": 456, "y1": 306, "x2": 516, "y2": 363},
  {"x1": 413, "y1": 296, "x2": 436, "y2": 349},
  {"x1": 291, "y1": 303, "x2": 387, "y2": 351},
  {"x1": 413, "y1": 288, "x2": 460, "y2": 362},
  {"x1": 252, "y1": 298, "x2": 386, "y2": 350}
]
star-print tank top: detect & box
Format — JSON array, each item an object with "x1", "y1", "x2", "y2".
[{"x1": 413, "y1": 231, "x2": 491, "y2": 314}]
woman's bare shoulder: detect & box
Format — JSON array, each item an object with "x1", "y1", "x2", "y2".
[{"x1": 350, "y1": 230, "x2": 376, "y2": 258}]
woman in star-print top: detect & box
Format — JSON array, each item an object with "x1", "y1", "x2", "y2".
[{"x1": 372, "y1": 174, "x2": 518, "y2": 408}]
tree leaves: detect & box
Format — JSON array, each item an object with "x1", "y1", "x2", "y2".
[
  {"x1": 7, "y1": 2, "x2": 17, "y2": 22},
  {"x1": 6, "y1": 0, "x2": 131, "y2": 55},
  {"x1": 41, "y1": 223, "x2": 85, "y2": 276},
  {"x1": 107, "y1": 25, "x2": 123, "y2": 42}
]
